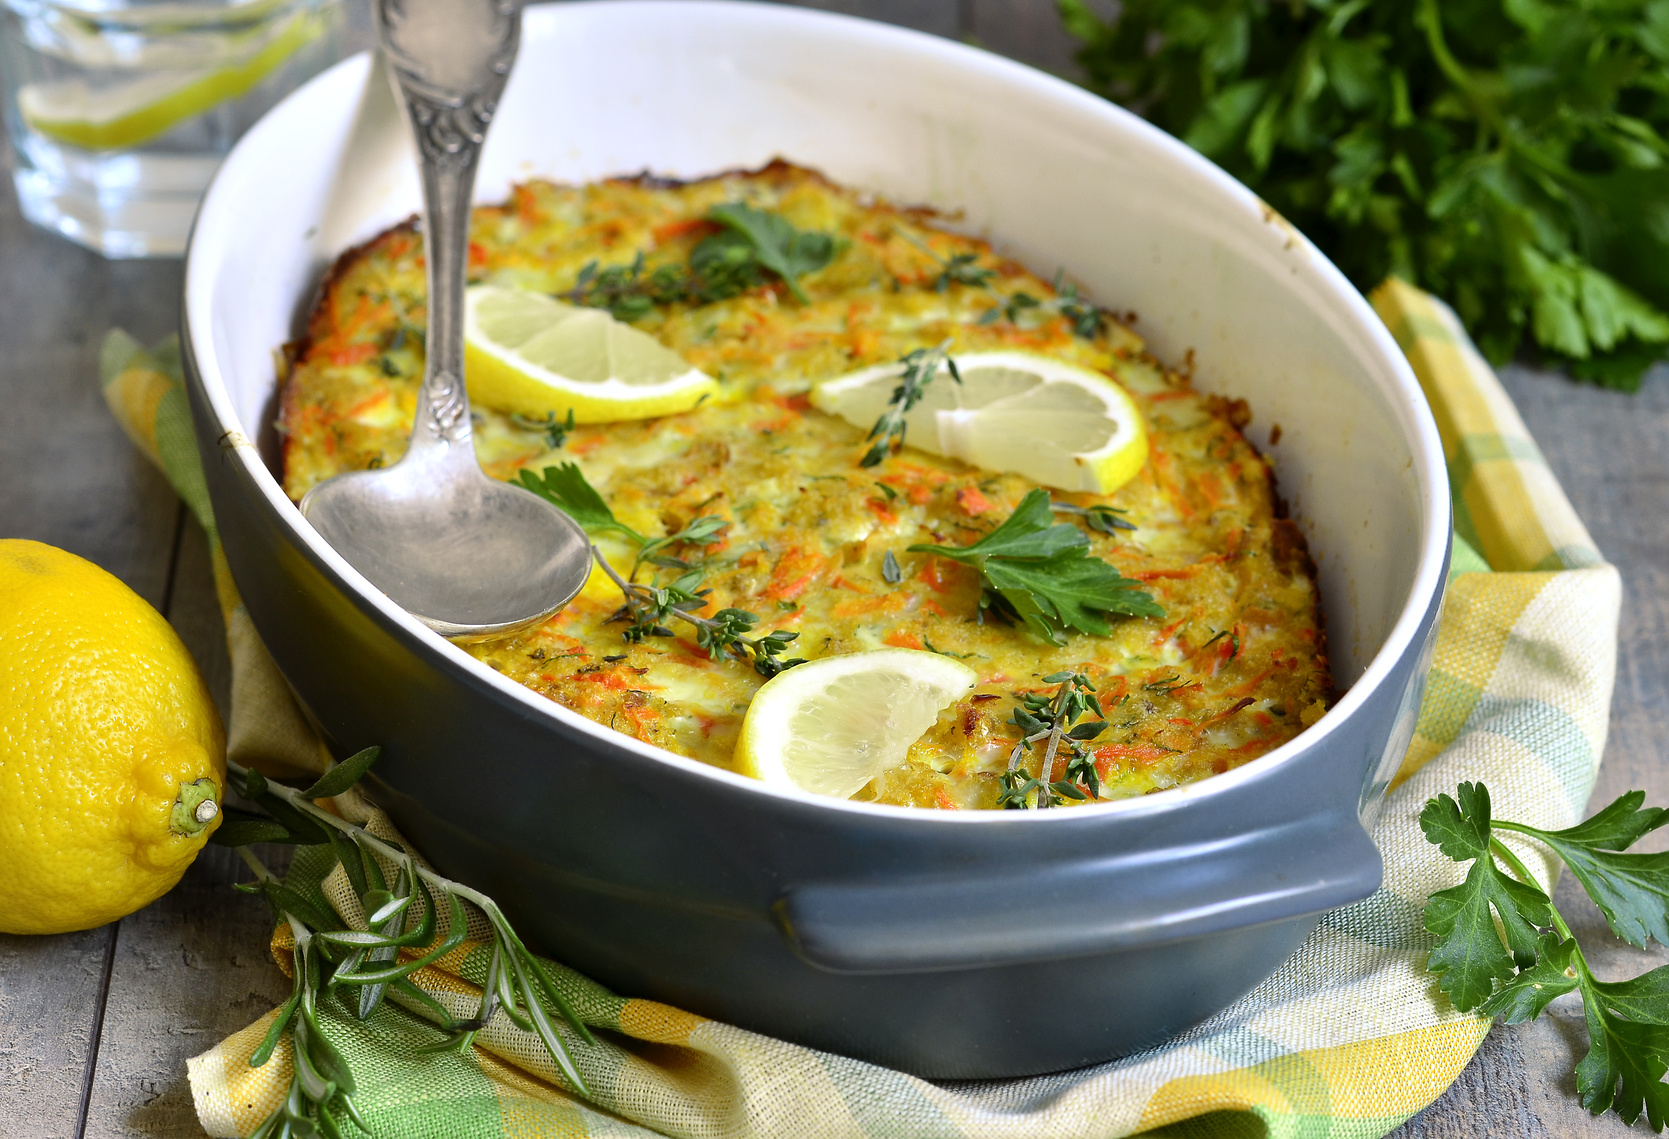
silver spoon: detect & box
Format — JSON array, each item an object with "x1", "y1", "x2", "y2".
[{"x1": 300, "y1": 0, "x2": 590, "y2": 642}]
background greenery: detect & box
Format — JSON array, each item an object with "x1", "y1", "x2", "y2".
[{"x1": 1061, "y1": 0, "x2": 1669, "y2": 389}]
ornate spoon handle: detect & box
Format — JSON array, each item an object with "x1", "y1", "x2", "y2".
[{"x1": 375, "y1": 0, "x2": 520, "y2": 459}]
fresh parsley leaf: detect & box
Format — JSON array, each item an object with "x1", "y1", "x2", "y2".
[
  {"x1": 909, "y1": 488, "x2": 1163, "y2": 645},
  {"x1": 1479, "y1": 932, "x2": 1669, "y2": 1128},
  {"x1": 1424, "y1": 856, "x2": 1553, "y2": 1012},
  {"x1": 1498, "y1": 791, "x2": 1669, "y2": 949},
  {"x1": 516, "y1": 463, "x2": 645, "y2": 544},
  {"x1": 1478, "y1": 932, "x2": 1579, "y2": 1023},
  {"x1": 1577, "y1": 980, "x2": 1669, "y2": 1129},
  {"x1": 708, "y1": 202, "x2": 835, "y2": 303},
  {"x1": 1422, "y1": 782, "x2": 1669, "y2": 1129},
  {"x1": 1419, "y1": 784, "x2": 1551, "y2": 1011},
  {"x1": 1419, "y1": 780, "x2": 1494, "y2": 862}
]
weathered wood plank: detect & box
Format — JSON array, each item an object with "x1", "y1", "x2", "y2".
[
  {"x1": 78, "y1": 844, "x2": 294, "y2": 1139},
  {"x1": 71, "y1": 510, "x2": 291, "y2": 1138},
  {"x1": 0, "y1": 148, "x2": 193, "y2": 1139},
  {"x1": 0, "y1": 927, "x2": 116, "y2": 1139}
]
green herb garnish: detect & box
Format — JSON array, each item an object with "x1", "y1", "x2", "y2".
[
  {"x1": 707, "y1": 202, "x2": 836, "y2": 303},
  {"x1": 881, "y1": 550, "x2": 904, "y2": 585},
  {"x1": 1052, "y1": 500, "x2": 1136, "y2": 533},
  {"x1": 898, "y1": 225, "x2": 1108, "y2": 340},
  {"x1": 1421, "y1": 781, "x2": 1669, "y2": 1127},
  {"x1": 516, "y1": 463, "x2": 805, "y2": 678},
  {"x1": 213, "y1": 750, "x2": 595, "y2": 1138},
  {"x1": 860, "y1": 341, "x2": 960, "y2": 467},
  {"x1": 909, "y1": 488, "x2": 1163, "y2": 646},
  {"x1": 997, "y1": 671, "x2": 1107, "y2": 808},
  {"x1": 510, "y1": 408, "x2": 576, "y2": 451},
  {"x1": 567, "y1": 204, "x2": 836, "y2": 320},
  {"x1": 1061, "y1": 0, "x2": 1669, "y2": 388}
]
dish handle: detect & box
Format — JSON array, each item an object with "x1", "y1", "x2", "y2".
[{"x1": 774, "y1": 809, "x2": 1381, "y2": 974}]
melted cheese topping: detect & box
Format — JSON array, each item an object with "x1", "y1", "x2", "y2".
[{"x1": 280, "y1": 162, "x2": 1331, "y2": 809}]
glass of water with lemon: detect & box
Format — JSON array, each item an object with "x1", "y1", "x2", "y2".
[{"x1": 0, "y1": 0, "x2": 344, "y2": 257}]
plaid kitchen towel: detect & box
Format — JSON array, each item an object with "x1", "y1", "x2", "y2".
[{"x1": 99, "y1": 274, "x2": 1620, "y2": 1139}]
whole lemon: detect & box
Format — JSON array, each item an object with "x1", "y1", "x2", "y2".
[{"x1": 0, "y1": 540, "x2": 225, "y2": 934}]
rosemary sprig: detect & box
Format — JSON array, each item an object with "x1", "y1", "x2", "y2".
[
  {"x1": 516, "y1": 463, "x2": 806, "y2": 678},
  {"x1": 214, "y1": 751, "x2": 596, "y2": 1138},
  {"x1": 909, "y1": 488, "x2": 1164, "y2": 646},
  {"x1": 860, "y1": 341, "x2": 960, "y2": 467},
  {"x1": 997, "y1": 671, "x2": 1108, "y2": 809}
]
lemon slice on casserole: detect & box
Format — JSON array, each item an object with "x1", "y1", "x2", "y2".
[
  {"x1": 735, "y1": 649, "x2": 976, "y2": 799},
  {"x1": 811, "y1": 350, "x2": 1148, "y2": 493},
  {"x1": 464, "y1": 284, "x2": 717, "y2": 422}
]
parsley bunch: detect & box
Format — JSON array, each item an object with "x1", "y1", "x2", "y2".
[
  {"x1": 910, "y1": 488, "x2": 1164, "y2": 645},
  {"x1": 1421, "y1": 781, "x2": 1669, "y2": 1128},
  {"x1": 1061, "y1": 0, "x2": 1669, "y2": 388}
]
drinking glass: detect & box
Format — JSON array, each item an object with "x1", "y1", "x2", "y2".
[{"x1": 0, "y1": 0, "x2": 344, "y2": 257}]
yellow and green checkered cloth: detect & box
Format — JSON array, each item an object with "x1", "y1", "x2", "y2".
[{"x1": 100, "y1": 276, "x2": 1619, "y2": 1138}]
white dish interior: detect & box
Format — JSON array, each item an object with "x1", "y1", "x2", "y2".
[{"x1": 186, "y1": 0, "x2": 1448, "y2": 806}]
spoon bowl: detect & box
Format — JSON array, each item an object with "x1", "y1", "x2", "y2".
[
  {"x1": 301, "y1": 453, "x2": 591, "y2": 641},
  {"x1": 295, "y1": 0, "x2": 593, "y2": 640}
]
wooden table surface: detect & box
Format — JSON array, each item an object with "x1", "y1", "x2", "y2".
[{"x1": 3, "y1": 2, "x2": 1667, "y2": 1135}]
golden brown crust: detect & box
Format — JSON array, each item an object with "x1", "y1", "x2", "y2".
[{"x1": 276, "y1": 161, "x2": 1332, "y2": 806}]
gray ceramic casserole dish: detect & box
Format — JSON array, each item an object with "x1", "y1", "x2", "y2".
[{"x1": 179, "y1": 0, "x2": 1451, "y2": 1079}]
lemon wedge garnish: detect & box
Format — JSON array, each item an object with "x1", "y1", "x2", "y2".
[
  {"x1": 734, "y1": 649, "x2": 976, "y2": 799},
  {"x1": 811, "y1": 350, "x2": 1148, "y2": 494},
  {"x1": 463, "y1": 284, "x2": 717, "y2": 423},
  {"x1": 18, "y1": 11, "x2": 323, "y2": 151}
]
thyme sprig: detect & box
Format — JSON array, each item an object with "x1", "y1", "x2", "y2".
[
  {"x1": 212, "y1": 751, "x2": 595, "y2": 1138},
  {"x1": 588, "y1": 555, "x2": 806, "y2": 678},
  {"x1": 860, "y1": 341, "x2": 960, "y2": 467},
  {"x1": 1050, "y1": 500, "x2": 1137, "y2": 533},
  {"x1": 997, "y1": 671, "x2": 1108, "y2": 809},
  {"x1": 509, "y1": 408, "x2": 576, "y2": 452},
  {"x1": 516, "y1": 463, "x2": 806, "y2": 678},
  {"x1": 976, "y1": 272, "x2": 1109, "y2": 340},
  {"x1": 893, "y1": 226, "x2": 1109, "y2": 339}
]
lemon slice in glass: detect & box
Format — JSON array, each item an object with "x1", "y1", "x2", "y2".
[
  {"x1": 18, "y1": 11, "x2": 323, "y2": 151},
  {"x1": 464, "y1": 284, "x2": 717, "y2": 423},
  {"x1": 734, "y1": 649, "x2": 976, "y2": 799},
  {"x1": 811, "y1": 350, "x2": 1148, "y2": 493}
]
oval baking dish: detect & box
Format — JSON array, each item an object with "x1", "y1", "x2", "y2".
[{"x1": 181, "y1": 0, "x2": 1450, "y2": 1078}]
